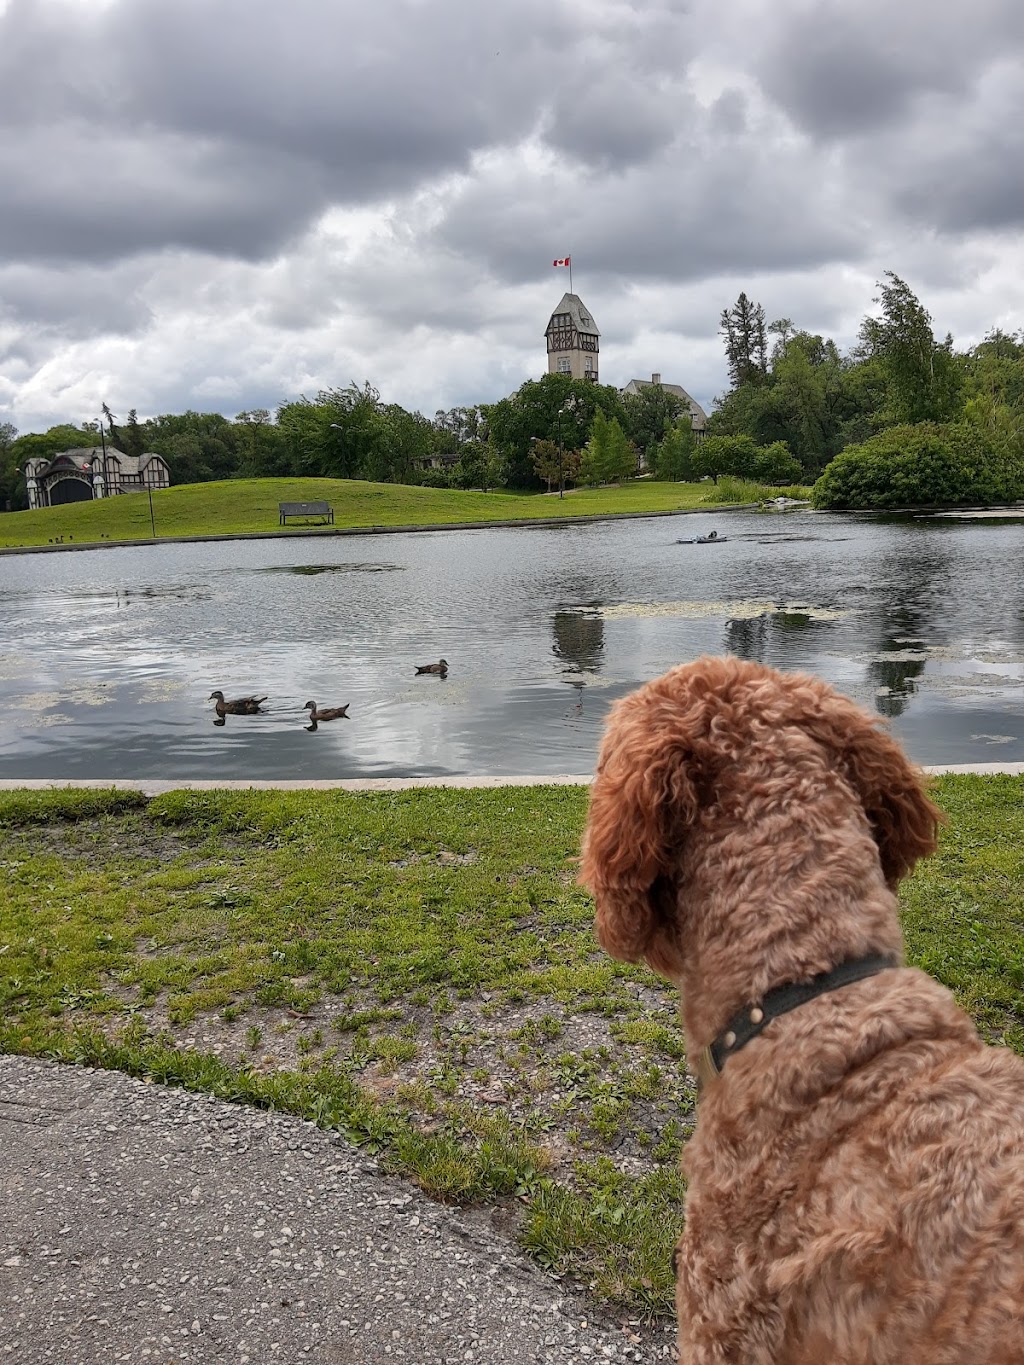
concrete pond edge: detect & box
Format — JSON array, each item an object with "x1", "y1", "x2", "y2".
[
  {"x1": 1, "y1": 765, "x2": 1022, "y2": 797},
  {"x1": 0, "y1": 502, "x2": 760, "y2": 556}
]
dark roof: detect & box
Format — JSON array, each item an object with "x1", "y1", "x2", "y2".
[{"x1": 545, "y1": 293, "x2": 600, "y2": 337}]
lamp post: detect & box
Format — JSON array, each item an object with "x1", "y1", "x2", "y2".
[
  {"x1": 98, "y1": 416, "x2": 110, "y2": 498},
  {"x1": 554, "y1": 410, "x2": 564, "y2": 499}
]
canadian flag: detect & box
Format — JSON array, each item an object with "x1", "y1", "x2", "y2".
[{"x1": 553, "y1": 257, "x2": 571, "y2": 267}]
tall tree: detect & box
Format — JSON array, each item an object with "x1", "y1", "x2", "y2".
[
  {"x1": 234, "y1": 409, "x2": 291, "y2": 476},
  {"x1": 753, "y1": 440, "x2": 802, "y2": 485},
  {"x1": 581, "y1": 411, "x2": 634, "y2": 485},
  {"x1": 692, "y1": 434, "x2": 759, "y2": 483},
  {"x1": 654, "y1": 419, "x2": 696, "y2": 481},
  {"x1": 580, "y1": 409, "x2": 610, "y2": 485},
  {"x1": 530, "y1": 439, "x2": 563, "y2": 491},
  {"x1": 0, "y1": 421, "x2": 20, "y2": 510},
  {"x1": 621, "y1": 382, "x2": 686, "y2": 464},
  {"x1": 720, "y1": 293, "x2": 768, "y2": 389},
  {"x1": 858, "y1": 273, "x2": 962, "y2": 425},
  {"x1": 122, "y1": 408, "x2": 146, "y2": 460},
  {"x1": 101, "y1": 402, "x2": 120, "y2": 447},
  {"x1": 372, "y1": 404, "x2": 435, "y2": 483},
  {"x1": 143, "y1": 411, "x2": 244, "y2": 484},
  {"x1": 483, "y1": 374, "x2": 626, "y2": 488},
  {"x1": 768, "y1": 317, "x2": 795, "y2": 361},
  {"x1": 320, "y1": 383, "x2": 382, "y2": 479},
  {"x1": 277, "y1": 383, "x2": 382, "y2": 480},
  {"x1": 432, "y1": 406, "x2": 484, "y2": 451}
]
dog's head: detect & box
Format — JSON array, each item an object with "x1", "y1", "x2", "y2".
[{"x1": 579, "y1": 656, "x2": 941, "y2": 978}]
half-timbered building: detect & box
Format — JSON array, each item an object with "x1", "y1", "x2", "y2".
[
  {"x1": 545, "y1": 293, "x2": 600, "y2": 382},
  {"x1": 24, "y1": 447, "x2": 171, "y2": 509}
]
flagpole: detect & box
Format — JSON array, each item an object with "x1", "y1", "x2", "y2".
[{"x1": 569, "y1": 258, "x2": 573, "y2": 295}]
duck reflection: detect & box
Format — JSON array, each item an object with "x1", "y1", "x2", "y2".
[{"x1": 724, "y1": 614, "x2": 770, "y2": 662}]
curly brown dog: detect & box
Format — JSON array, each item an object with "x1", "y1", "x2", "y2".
[{"x1": 580, "y1": 656, "x2": 1024, "y2": 1365}]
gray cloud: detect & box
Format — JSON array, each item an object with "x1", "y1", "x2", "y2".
[
  {"x1": 0, "y1": 261, "x2": 152, "y2": 336},
  {"x1": 431, "y1": 125, "x2": 864, "y2": 288},
  {"x1": 858, "y1": 62, "x2": 1024, "y2": 235},
  {"x1": 0, "y1": 125, "x2": 330, "y2": 264},
  {"x1": 4, "y1": 0, "x2": 1024, "y2": 435},
  {"x1": 0, "y1": 0, "x2": 576, "y2": 263},
  {"x1": 752, "y1": 0, "x2": 1024, "y2": 139}
]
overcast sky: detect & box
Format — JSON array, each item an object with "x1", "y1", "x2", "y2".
[{"x1": 3, "y1": 0, "x2": 1024, "y2": 435}]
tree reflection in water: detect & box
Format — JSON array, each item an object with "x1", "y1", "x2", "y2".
[
  {"x1": 552, "y1": 610, "x2": 605, "y2": 675},
  {"x1": 868, "y1": 549, "x2": 946, "y2": 718}
]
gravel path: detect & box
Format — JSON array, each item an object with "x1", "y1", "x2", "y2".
[{"x1": 0, "y1": 1056, "x2": 675, "y2": 1364}]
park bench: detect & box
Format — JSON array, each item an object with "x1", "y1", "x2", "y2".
[{"x1": 278, "y1": 500, "x2": 335, "y2": 526}]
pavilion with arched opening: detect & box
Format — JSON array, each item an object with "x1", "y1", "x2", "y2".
[{"x1": 24, "y1": 447, "x2": 170, "y2": 509}]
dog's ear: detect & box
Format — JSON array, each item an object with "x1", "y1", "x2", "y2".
[
  {"x1": 579, "y1": 694, "x2": 700, "y2": 965},
  {"x1": 799, "y1": 686, "x2": 942, "y2": 887}
]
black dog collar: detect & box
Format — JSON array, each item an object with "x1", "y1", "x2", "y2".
[{"x1": 695, "y1": 952, "x2": 900, "y2": 1090}]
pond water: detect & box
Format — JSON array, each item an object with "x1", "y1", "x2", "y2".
[{"x1": 1, "y1": 508, "x2": 1023, "y2": 779}]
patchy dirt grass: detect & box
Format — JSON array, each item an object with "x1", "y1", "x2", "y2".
[{"x1": 3, "y1": 777, "x2": 1023, "y2": 1318}]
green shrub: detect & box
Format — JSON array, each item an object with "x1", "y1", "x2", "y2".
[
  {"x1": 753, "y1": 440, "x2": 802, "y2": 485},
  {"x1": 702, "y1": 478, "x2": 807, "y2": 505},
  {"x1": 692, "y1": 434, "x2": 759, "y2": 483},
  {"x1": 419, "y1": 468, "x2": 452, "y2": 489},
  {"x1": 812, "y1": 422, "x2": 1024, "y2": 510}
]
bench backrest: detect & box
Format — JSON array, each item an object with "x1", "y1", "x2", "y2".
[{"x1": 279, "y1": 501, "x2": 331, "y2": 514}]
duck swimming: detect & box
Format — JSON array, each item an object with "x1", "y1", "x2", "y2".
[
  {"x1": 209, "y1": 690, "x2": 268, "y2": 717},
  {"x1": 303, "y1": 701, "x2": 350, "y2": 722},
  {"x1": 415, "y1": 659, "x2": 448, "y2": 676}
]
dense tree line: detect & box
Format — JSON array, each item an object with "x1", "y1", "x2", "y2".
[
  {"x1": 0, "y1": 372, "x2": 704, "y2": 509},
  {"x1": 5, "y1": 272, "x2": 1024, "y2": 512},
  {"x1": 710, "y1": 272, "x2": 1024, "y2": 507}
]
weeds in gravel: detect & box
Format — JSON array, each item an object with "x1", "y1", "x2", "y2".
[{"x1": 1, "y1": 777, "x2": 1022, "y2": 1318}]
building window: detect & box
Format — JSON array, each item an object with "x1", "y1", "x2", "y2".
[{"x1": 557, "y1": 356, "x2": 571, "y2": 373}]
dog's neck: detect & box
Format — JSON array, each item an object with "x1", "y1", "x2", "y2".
[{"x1": 667, "y1": 798, "x2": 906, "y2": 1054}]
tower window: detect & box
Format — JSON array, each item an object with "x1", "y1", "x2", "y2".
[{"x1": 557, "y1": 356, "x2": 571, "y2": 373}]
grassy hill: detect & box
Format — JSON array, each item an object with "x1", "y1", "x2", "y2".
[{"x1": 0, "y1": 476, "x2": 756, "y2": 550}]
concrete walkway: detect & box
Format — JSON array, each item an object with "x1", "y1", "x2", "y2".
[{"x1": 0, "y1": 1056, "x2": 672, "y2": 1365}]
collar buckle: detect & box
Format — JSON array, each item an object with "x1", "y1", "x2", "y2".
[{"x1": 694, "y1": 1043, "x2": 720, "y2": 1092}]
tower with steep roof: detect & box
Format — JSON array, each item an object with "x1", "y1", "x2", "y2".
[{"x1": 545, "y1": 293, "x2": 600, "y2": 382}]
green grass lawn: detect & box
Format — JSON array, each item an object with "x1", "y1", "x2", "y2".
[
  {"x1": 0, "y1": 476, "x2": 785, "y2": 550},
  {"x1": 2, "y1": 776, "x2": 1019, "y2": 1317}
]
